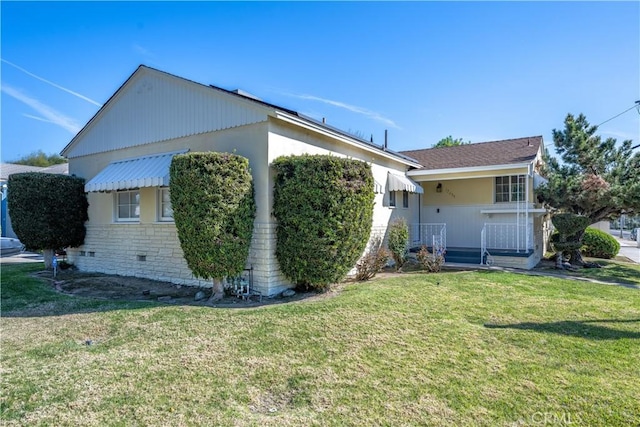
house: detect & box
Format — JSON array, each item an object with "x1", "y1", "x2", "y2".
[
  {"x1": 1, "y1": 162, "x2": 69, "y2": 239},
  {"x1": 61, "y1": 65, "x2": 424, "y2": 296},
  {"x1": 61, "y1": 65, "x2": 550, "y2": 296},
  {"x1": 401, "y1": 138, "x2": 550, "y2": 269}
]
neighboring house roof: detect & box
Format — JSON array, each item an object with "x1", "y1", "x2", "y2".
[
  {"x1": 40, "y1": 163, "x2": 70, "y2": 175},
  {"x1": 401, "y1": 136, "x2": 543, "y2": 171},
  {"x1": 1, "y1": 163, "x2": 44, "y2": 180},
  {"x1": 61, "y1": 65, "x2": 420, "y2": 168},
  {"x1": 1, "y1": 163, "x2": 68, "y2": 181}
]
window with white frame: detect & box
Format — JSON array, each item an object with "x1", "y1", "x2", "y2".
[
  {"x1": 495, "y1": 175, "x2": 525, "y2": 203},
  {"x1": 158, "y1": 188, "x2": 174, "y2": 221},
  {"x1": 116, "y1": 190, "x2": 140, "y2": 221},
  {"x1": 389, "y1": 191, "x2": 397, "y2": 207},
  {"x1": 402, "y1": 190, "x2": 409, "y2": 208}
]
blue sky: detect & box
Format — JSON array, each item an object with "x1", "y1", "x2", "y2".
[{"x1": 1, "y1": 1, "x2": 639, "y2": 163}]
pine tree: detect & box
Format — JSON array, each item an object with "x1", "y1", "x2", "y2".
[{"x1": 536, "y1": 113, "x2": 640, "y2": 265}]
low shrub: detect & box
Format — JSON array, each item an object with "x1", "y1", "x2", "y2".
[
  {"x1": 581, "y1": 227, "x2": 620, "y2": 259},
  {"x1": 416, "y1": 245, "x2": 445, "y2": 272},
  {"x1": 388, "y1": 218, "x2": 409, "y2": 271},
  {"x1": 355, "y1": 236, "x2": 391, "y2": 281}
]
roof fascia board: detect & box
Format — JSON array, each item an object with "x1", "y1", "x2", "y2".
[
  {"x1": 407, "y1": 162, "x2": 532, "y2": 180},
  {"x1": 273, "y1": 111, "x2": 422, "y2": 168}
]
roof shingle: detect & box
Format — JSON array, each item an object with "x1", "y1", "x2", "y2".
[{"x1": 401, "y1": 136, "x2": 542, "y2": 170}]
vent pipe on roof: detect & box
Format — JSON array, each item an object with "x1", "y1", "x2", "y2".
[
  {"x1": 384, "y1": 130, "x2": 388, "y2": 150},
  {"x1": 322, "y1": 117, "x2": 326, "y2": 124}
]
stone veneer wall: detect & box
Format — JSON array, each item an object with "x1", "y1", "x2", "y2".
[{"x1": 66, "y1": 222, "x2": 291, "y2": 296}]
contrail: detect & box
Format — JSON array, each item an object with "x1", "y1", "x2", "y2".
[
  {"x1": 2, "y1": 84, "x2": 81, "y2": 133},
  {"x1": 1, "y1": 58, "x2": 102, "y2": 107},
  {"x1": 283, "y1": 91, "x2": 400, "y2": 129}
]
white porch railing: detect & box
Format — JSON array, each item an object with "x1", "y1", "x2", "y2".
[
  {"x1": 409, "y1": 223, "x2": 447, "y2": 251},
  {"x1": 480, "y1": 223, "x2": 533, "y2": 265}
]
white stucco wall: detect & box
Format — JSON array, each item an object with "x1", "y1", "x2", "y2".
[{"x1": 267, "y1": 119, "x2": 417, "y2": 232}]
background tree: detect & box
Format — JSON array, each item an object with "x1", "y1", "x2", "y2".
[
  {"x1": 11, "y1": 150, "x2": 67, "y2": 167},
  {"x1": 169, "y1": 152, "x2": 255, "y2": 302},
  {"x1": 432, "y1": 135, "x2": 470, "y2": 148},
  {"x1": 536, "y1": 113, "x2": 640, "y2": 265},
  {"x1": 7, "y1": 173, "x2": 88, "y2": 268}
]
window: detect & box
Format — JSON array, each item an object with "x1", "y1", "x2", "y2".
[
  {"x1": 116, "y1": 190, "x2": 140, "y2": 221},
  {"x1": 389, "y1": 191, "x2": 408, "y2": 208},
  {"x1": 495, "y1": 175, "x2": 525, "y2": 203},
  {"x1": 158, "y1": 188, "x2": 174, "y2": 221}
]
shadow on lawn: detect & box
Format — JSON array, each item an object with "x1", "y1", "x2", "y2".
[{"x1": 484, "y1": 319, "x2": 640, "y2": 340}]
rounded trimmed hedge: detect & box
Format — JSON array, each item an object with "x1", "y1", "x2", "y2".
[
  {"x1": 169, "y1": 152, "x2": 256, "y2": 281},
  {"x1": 272, "y1": 154, "x2": 374, "y2": 289},
  {"x1": 7, "y1": 172, "x2": 88, "y2": 251},
  {"x1": 581, "y1": 227, "x2": 620, "y2": 259}
]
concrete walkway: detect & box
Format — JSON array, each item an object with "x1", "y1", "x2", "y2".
[
  {"x1": 610, "y1": 233, "x2": 639, "y2": 264},
  {"x1": 0, "y1": 252, "x2": 44, "y2": 264}
]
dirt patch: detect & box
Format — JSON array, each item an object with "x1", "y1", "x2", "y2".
[{"x1": 33, "y1": 269, "x2": 336, "y2": 308}]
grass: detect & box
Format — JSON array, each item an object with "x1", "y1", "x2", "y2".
[
  {"x1": 567, "y1": 258, "x2": 640, "y2": 286},
  {"x1": 1, "y1": 263, "x2": 639, "y2": 426}
]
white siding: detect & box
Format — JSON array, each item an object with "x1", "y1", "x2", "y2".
[
  {"x1": 65, "y1": 68, "x2": 269, "y2": 158},
  {"x1": 421, "y1": 203, "x2": 537, "y2": 248}
]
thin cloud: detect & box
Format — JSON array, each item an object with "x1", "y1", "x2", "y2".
[
  {"x1": 1, "y1": 58, "x2": 102, "y2": 107},
  {"x1": 285, "y1": 92, "x2": 400, "y2": 129},
  {"x1": 2, "y1": 84, "x2": 81, "y2": 134},
  {"x1": 22, "y1": 113, "x2": 57, "y2": 124},
  {"x1": 132, "y1": 43, "x2": 154, "y2": 58},
  {"x1": 600, "y1": 130, "x2": 637, "y2": 141}
]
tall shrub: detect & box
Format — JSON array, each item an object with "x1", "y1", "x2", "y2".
[
  {"x1": 388, "y1": 218, "x2": 409, "y2": 270},
  {"x1": 272, "y1": 154, "x2": 374, "y2": 290},
  {"x1": 169, "y1": 152, "x2": 256, "y2": 301},
  {"x1": 7, "y1": 172, "x2": 88, "y2": 268}
]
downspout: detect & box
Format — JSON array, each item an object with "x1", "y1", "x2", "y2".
[
  {"x1": 418, "y1": 190, "x2": 421, "y2": 228},
  {"x1": 526, "y1": 163, "x2": 533, "y2": 251}
]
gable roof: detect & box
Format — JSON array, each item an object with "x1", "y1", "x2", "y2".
[
  {"x1": 61, "y1": 65, "x2": 420, "y2": 167},
  {"x1": 401, "y1": 136, "x2": 543, "y2": 171}
]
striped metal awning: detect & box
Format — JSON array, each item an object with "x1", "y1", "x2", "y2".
[
  {"x1": 85, "y1": 150, "x2": 187, "y2": 192},
  {"x1": 374, "y1": 180, "x2": 384, "y2": 194},
  {"x1": 387, "y1": 172, "x2": 424, "y2": 194}
]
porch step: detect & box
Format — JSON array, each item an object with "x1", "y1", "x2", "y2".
[
  {"x1": 409, "y1": 246, "x2": 534, "y2": 265},
  {"x1": 444, "y1": 248, "x2": 482, "y2": 264}
]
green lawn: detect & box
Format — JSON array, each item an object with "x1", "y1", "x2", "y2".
[
  {"x1": 1, "y1": 263, "x2": 639, "y2": 426},
  {"x1": 566, "y1": 258, "x2": 640, "y2": 286}
]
